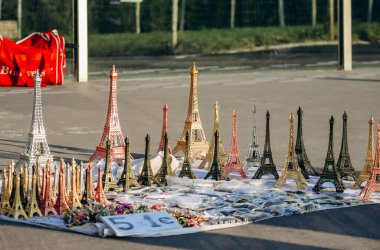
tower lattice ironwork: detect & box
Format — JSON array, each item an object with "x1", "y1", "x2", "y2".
[{"x1": 157, "y1": 104, "x2": 172, "y2": 154}]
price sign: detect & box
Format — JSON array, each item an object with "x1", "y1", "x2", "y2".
[{"x1": 101, "y1": 211, "x2": 182, "y2": 236}]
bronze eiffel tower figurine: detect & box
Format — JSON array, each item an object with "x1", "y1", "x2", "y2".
[
  {"x1": 296, "y1": 107, "x2": 319, "y2": 178},
  {"x1": 253, "y1": 111, "x2": 279, "y2": 180},
  {"x1": 7, "y1": 174, "x2": 28, "y2": 220},
  {"x1": 25, "y1": 165, "x2": 43, "y2": 217},
  {"x1": 204, "y1": 130, "x2": 229, "y2": 181},
  {"x1": 55, "y1": 159, "x2": 70, "y2": 214},
  {"x1": 179, "y1": 131, "x2": 196, "y2": 179},
  {"x1": 337, "y1": 111, "x2": 357, "y2": 180},
  {"x1": 19, "y1": 167, "x2": 28, "y2": 208},
  {"x1": 313, "y1": 116, "x2": 345, "y2": 193},
  {"x1": 68, "y1": 161, "x2": 82, "y2": 210},
  {"x1": 137, "y1": 135, "x2": 161, "y2": 186},
  {"x1": 0, "y1": 168, "x2": 11, "y2": 215},
  {"x1": 274, "y1": 114, "x2": 308, "y2": 189},
  {"x1": 353, "y1": 116, "x2": 374, "y2": 189},
  {"x1": 117, "y1": 137, "x2": 140, "y2": 191},
  {"x1": 102, "y1": 140, "x2": 121, "y2": 193},
  {"x1": 155, "y1": 132, "x2": 174, "y2": 186}
]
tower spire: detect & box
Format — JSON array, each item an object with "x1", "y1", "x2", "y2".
[
  {"x1": 158, "y1": 104, "x2": 172, "y2": 153},
  {"x1": 117, "y1": 136, "x2": 140, "y2": 191}
]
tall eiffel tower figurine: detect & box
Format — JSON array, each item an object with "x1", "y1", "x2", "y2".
[
  {"x1": 353, "y1": 116, "x2": 374, "y2": 189},
  {"x1": 274, "y1": 114, "x2": 308, "y2": 189},
  {"x1": 313, "y1": 116, "x2": 345, "y2": 193},
  {"x1": 173, "y1": 63, "x2": 209, "y2": 160},
  {"x1": 337, "y1": 111, "x2": 357, "y2": 180},
  {"x1": 179, "y1": 131, "x2": 196, "y2": 179},
  {"x1": 157, "y1": 104, "x2": 172, "y2": 154},
  {"x1": 102, "y1": 140, "x2": 121, "y2": 193},
  {"x1": 199, "y1": 101, "x2": 226, "y2": 170},
  {"x1": 17, "y1": 70, "x2": 53, "y2": 168},
  {"x1": 118, "y1": 137, "x2": 140, "y2": 191},
  {"x1": 296, "y1": 107, "x2": 318, "y2": 178},
  {"x1": 155, "y1": 132, "x2": 174, "y2": 186},
  {"x1": 244, "y1": 105, "x2": 261, "y2": 170},
  {"x1": 361, "y1": 122, "x2": 380, "y2": 201},
  {"x1": 253, "y1": 111, "x2": 279, "y2": 180},
  {"x1": 137, "y1": 135, "x2": 161, "y2": 186},
  {"x1": 224, "y1": 111, "x2": 247, "y2": 178},
  {"x1": 89, "y1": 65, "x2": 126, "y2": 164}
]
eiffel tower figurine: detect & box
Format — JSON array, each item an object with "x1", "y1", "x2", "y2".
[
  {"x1": 7, "y1": 174, "x2": 28, "y2": 220},
  {"x1": 296, "y1": 107, "x2": 319, "y2": 178},
  {"x1": 19, "y1": 167, "x2": 28, "y2": 208},
  {"x1": 117, "y1": 137, "x2": 140, "y2": 191},
  {"x1": 54, "y1": 158, "x2": 70, "y2": 214},
  {"x1": 89, "y1": 65, "x2": 127, "y2": 165},
  {"x1": 138, "y1": 135, "x2": 161, "y2": 186},
  {"x1": 173, "y1": 63, "x2": 209, "y2": 160},
  {"x1": 337, "y1": 111, "x2": 357, "y2": 180},
  {"x1": 155, "y1": 132, "x2": 174, "y2": 186},
  {"x1": 102, "y1": 140, "x2": 121, "y2": 193},
  {"x1": 25, "y1": 164, "x2": 43, "y2": 217},
  {"x1": 68, "y1": 160, "x2": 82, "y2": 209},
  {"x1": 204, "y1": 131, "x2": 229, "y2": 181},
  {"x1": 275, "y1": 114, "x2": 308, "y2": 189},
  {"x1": 224, "y1": 111, "x2": 247, "y2": 178},
  {"x1": 179, "y1": 131, "x2": 196, "y2": 179},
  {"x1": 0, "y1": 168, "x2": 10, "y2": 215},
  {"x1": 17, "y1": 70, "x2": 53, "y2": 168},
  {"x1": 157, "y1": 104, "x2": 172, "y2": 154},
  {"x1": 40, "y1": 166, "x2": 57, "y2": 216},
  {"x1": 94, "y1": 167, "x2": 108, "y2": 205},
  {"x1": 199, "y1": 101, "x2": 227, "y2": 170},
  {"x1": 22, "y1": 163, "x2": 29, "y2": 197},
  {"x1": 313, "y1": 116, "x2": 345, "y2": 193},
  {"x1": 81, "y1": 167, "x2": 94, "y2": 205},
  {"x1": 353, "y1": 116, "x2": 374, "y2": 189},
  {"x1": 253, "y1": 111, "x2": 279, "y2": 180},
  {"x1": 244, "y1": 105, "x2": 261, "y2": 170}
]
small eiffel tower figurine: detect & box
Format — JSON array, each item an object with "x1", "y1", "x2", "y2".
[
  {"x1": 19, "y1": 168, "x2": 28, "y2": 208},
  {"x1": 224, "y1": 111, "x2": 247, "y2": 178},
  {"x1": 244, "y1": 105, "x2": 261, "y2": 170},
  {"x1": 296, "y1": 107, "x2": 318, "y2": 178},
  {"x1": 313, "y1": 116, "x2": 345, "y2": 193},
  {"x1": 22, "y1": 163, "x2": 29, "y2": 197},
  {"x1": 54, "y1": 158, "x2": 70, "y2": 215},
  {"x1": 179, "y1": 131, "x2": 196, "y2": 179},
  {"x1": 102, "y1": 140, "x2": 121, "y2": 193},
  {"x1": 68, "y1": 160, "x2": 82, "y2": 209},
  {"x1": 253, "y1": 111, "x2": 279, "y2": 180},
  {"x1": 81, "y1": 166, "x2": 94, "y2": 205},
  {"x1": 155, "y1": 132, "x2": 174, "y2": 186},
  {"x1": 89, "y1": 65, "x2": 126, "y2": 164},
  {"x1": 138, "y1": 135, "x2": 161, "y2": 186},
  {"x1": 199, "y1": 101, "x2": 227, "y2": 170},
  {"x1": 157, "y1": 104, "x2": 172, "y2": 154},
  {"x1": 353, "y1": 116, "x2": 374, "y2": 189},
  {"x1": 117, "y1": 137, "x2": 140, "y2": 191},
  {"x1": 204, "y1": 131, "x2": 229, "y2": 181},
  {"x1": 361, "y1": 122, "x2": 380, "y2": 201},
  {"x1": 275, "y1": 114, "x2": 308, "y2": 189},
  {"x1": 0, "y1": 168, "x2": 10, "y2": 215},
  {"x1": 337, "y1": 111, "x2": 357, "y2": 180},
  {"x1": 7, "y1": 174, "x2": 28, "y2": 220},
  {"x1": 173, "y1": 63, "x2": 209, "y2": 160},
  {"x1": 26, "y1": 165, "x2": 43, "y2": 217},
  {"x1": 40, "y1": 167, "x2": 57, "y2": 216},
  {"x1": 17, "y1": 70, "x2": 53, "y2": 168},
  {"x1": 94, "y1": 167, "x2": 108, "y2": 205}
]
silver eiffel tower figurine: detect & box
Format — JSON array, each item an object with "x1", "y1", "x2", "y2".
[
  {"x1": 17, "y1": 70, "x2": 53, "y2": 168},
  {"x1": 244, "y1": 105, "x2": 261, "y2": 172}
]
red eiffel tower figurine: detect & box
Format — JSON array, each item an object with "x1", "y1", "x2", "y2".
[
  {"x1": 224, "y1": 111, "x2": 247, "y2": 178},
  {"x1": 54, "y1": 158, "x2": 70, "y2": 215},
  {"x1": 361, "y1": 123, "x2": 380, "y2": 201},
  {"x1": 40, "y1": 167, "x2": 57, "y2": 216},
  {"x1": 94, "y1": 167, "x2": 108, "y2": 205},
  {"x1": 158, "y1": 104, "x2": 172, "y2": 154},
  {"x1": 89, "y1": 65, "x2": 127, "y2": 165}
]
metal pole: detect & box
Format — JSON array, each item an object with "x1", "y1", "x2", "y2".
[
  {"x1": 172, "y1": 0, "x2": 178, "y2": 49},
  {"x1": 278, "y1": 0, "x2": 285, "y2": 27},
  {"x1": 0, "y1": 0, "x2": 3, "y2": 20},
  {"x1": 77, "y1": 0, "x2": 88, "y2": 82},
  {"x1": 230, "y1": 0, "x2": 236, "y2": 29},
  {"x1": 367, "y1": 0, "x2": 373, "y2": 22},
  {"x1": 338, "y1": 0, "x2": 352, "y2": 71},
  {"x1": 179, "y1": 0, "x2": 186, "y2": 32},
  {"x1": 329, "y1": 0, "x2": 334, "y2": 40},
  {"x1": 17, "y1": 0, "x2": 22, "y2": 38},
  {"x1": 312, "y1": 0, "x2": 317, "y2": 26},
  {"x1": 136, "y1": 2, "x2": 141, "y2": 34}
]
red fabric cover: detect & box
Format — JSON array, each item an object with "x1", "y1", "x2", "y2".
[{"x1": 0, "y1": 30, "x2": 66, "y2": 87}]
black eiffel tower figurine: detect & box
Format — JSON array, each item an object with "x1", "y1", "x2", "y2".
[
  {"x1": 296, "y1": 107, "x2": 319, "y2": 178},
  {"x1": 204, "y1": 130, "x2": 229, "y2": 181},
  {"x1": 313, "y1": 116, "x2": 345, "y2": 193},
  {"x1": 155, "y1": 132, "x2": 173, "y2": 186},
  {"x1": 253, "y1": 111, "x2": 279, "y2": 180},
  {"x1": 137, "y1": 134, "x2": 161, "y2": 186},
  {"x1": 179, "y1": 131, "x2": 196, "y2": 179},
  {"x1": 81, "y1": 168, "x2": 93, "y2": 205},
  {"x1": 118, "y1": 136, "x2": 140, "y2": 191},
  {"x1": 337, "y1": 111, "x2": 357, "y2": 180}
]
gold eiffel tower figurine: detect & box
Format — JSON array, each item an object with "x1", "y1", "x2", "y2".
[
  {"x1": 178, "y1": 131, "x2": 196, "y2": 179},
  {"x1": 353, "y1": 116, "x2": 374, "y2": 189},
  {"x1": 7, "y1": 174, "x2": 28, "y2": 220},
  {"x1": 25, "y1": 165, "x2": 43, "y2": 217},
  {"x1": 22, "y1": 163, "x2": 29, "y2": 197},
  {"x1": 103, "y1": 140, "x2": 121, "y2": 193},
  {"x1": 173, "y1": 63, "x2": 209, "y2": 161},
  {"x1": 0, "y1": 168, "x2": 11, "y2": 215},
  {"x1": 117, "y1": 136, "x2": 140, "y2": 191},
  {"x1": 68, "y1": 160, "x2": 82, "y2": 209},
  {"x1": 274, "y1": 113, "x2": 308, "y2": 189},
  {"x1": 199, "y1": 101, "x2": 227, "y2": 170},
  {"x1": 155, "y1": 132, "x2": 174, "y2": 186}
]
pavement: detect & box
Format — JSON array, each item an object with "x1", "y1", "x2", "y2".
[{"x1": 0, "y1": 61, "x2": 380, "y2": 249}]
